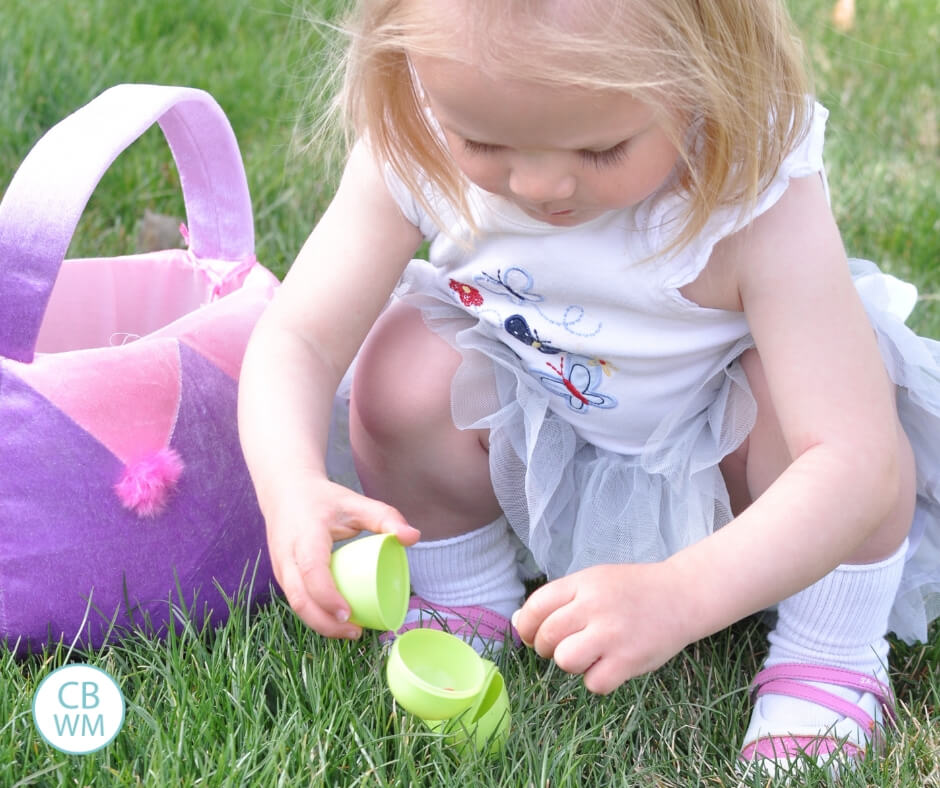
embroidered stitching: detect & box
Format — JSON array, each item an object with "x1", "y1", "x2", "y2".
[
  {"x1": 474, "y1": 267, "x2": 544, "y2": 304},
  {"x1": 536, "y1": 354, "x2": 618, "y2": 412},
  {"x1": 448, "y1": 278, "x2": 484, "y2": 307},
  {"x1": 504, "y1": 314, "x2": 561, "y2": 354}
]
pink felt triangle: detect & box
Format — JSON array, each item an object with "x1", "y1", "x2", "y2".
[
  {"x1": 12, "y1": 339, "x2": 181, "y2": 464},
  {"x1": 153, "y1": 282, "x2": 273, "y2": 380}
]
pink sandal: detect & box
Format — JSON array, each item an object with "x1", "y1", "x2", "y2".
[
  {"x1": 381, "y1": 595, "x2": 522, "y2": 649},
  {"x1": 739, "y1": 663, "x2": 896, "y2": 773}
]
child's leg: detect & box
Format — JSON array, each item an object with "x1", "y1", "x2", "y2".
[
  {"x1": 724, "y1": 349, "x2": 916, "y2": 768},
  {"x1": 350, "y1": 301, "x2": 502, "y2": 538},
  {"x1": 349, "y1": 301, "x2": 524, "y2": 632}
]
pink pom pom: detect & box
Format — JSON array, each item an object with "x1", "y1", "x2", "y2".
[{"x1": 114, "y1": 448, "x2": 184, "y2": 517}]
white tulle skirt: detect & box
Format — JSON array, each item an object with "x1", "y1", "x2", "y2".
[{"x1": 333, "y1": 259, "x2": 939, "y2": 645}]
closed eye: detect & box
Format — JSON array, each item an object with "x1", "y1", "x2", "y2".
[
  {"x1": 463, "y1": 139, "x2": 502, "y2": 155},
  {"x1": 579, "y1": 140, "x2": 630, "y2": 168},
  {"x1": 464, "y1": 137, "x2": 630, "y2": 167}
]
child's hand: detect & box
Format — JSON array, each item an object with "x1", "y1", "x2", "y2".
[
  {"x1": 265, "y1": 477, "x2": 421, "y2": 639},
  {"x1": 513, "y1": 562, "x2": 693, "y2": 694}
]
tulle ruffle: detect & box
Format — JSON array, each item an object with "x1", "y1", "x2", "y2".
[{"x1": 389, "y1": 258, "x2": 940, "y2": 645}]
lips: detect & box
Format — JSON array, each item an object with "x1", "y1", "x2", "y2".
[
  {"x1": 530, "y1": 207, "x2": 581, "y2": 225},
  {"x1": 516, "y1": 202, "x2": 591, "y2": 225}
]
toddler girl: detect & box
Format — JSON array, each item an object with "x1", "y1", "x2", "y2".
[{"x1": 238, "y1": 0, "x2": 940, "y2": 773}]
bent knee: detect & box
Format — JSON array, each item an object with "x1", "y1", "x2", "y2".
[{"x1": 351, "y1": 302, "x2": 461, "y2": 442}]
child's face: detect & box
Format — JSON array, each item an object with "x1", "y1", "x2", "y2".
[{"x1": 411, "y1": 55, "x2": 681, "y2": 227}]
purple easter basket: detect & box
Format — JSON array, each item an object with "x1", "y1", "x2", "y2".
[{"x1": 0, "y1": 84, "x2": 279, "y2": 654}]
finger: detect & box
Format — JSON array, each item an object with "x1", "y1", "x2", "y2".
[
  {"x1": 373, "y1": 504, "x2": 422, "y2": 545},
  {"x1": 532, "y1": 597, "x2": 587, "y2": 660},
  {"x1": 582, "y1": 655, "x2": 630, "y2": 696},
  {"x1": 516, "y1": 577, "x2": 576, "y2": 650},
  {"x1": 293, "y1": 525, "x2": 356, "y2": 627},
  {"x1": 280, "y1": 565, "x2": 362, "y2": 639},
  {"x1": 340, "y1": 494, "x2": 421, "y2": 546},
  {"x1": 551, "y1": 630, "x2": 602, "y2": 677}
]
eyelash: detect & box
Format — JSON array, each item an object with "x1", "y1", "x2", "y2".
[
  {"x1": 462, "y1": 139, "x2": 500, "y2": 155},
  {"x1": 579, "y1": 141, "x2": 629, "y2": 168},
  {"x1": 461, "y1": 138, "x2": 630, "y2": 168}
]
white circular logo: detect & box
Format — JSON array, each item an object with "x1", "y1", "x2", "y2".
[{"x1": 32, "y1": 664, "x2": 125, "y2": 754}]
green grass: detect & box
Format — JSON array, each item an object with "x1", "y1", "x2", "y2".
[
  {"x1": 0, "y1": 0, "x2": 345, "y2": 278},
  {"x1": 791, "y1": 0, "x2": 940, "y2": 338},
  {"x1": 1, "y1": 0, "x2": 938, "y2": 785},
  {"x1": 3, "y1": 592, "x2": 937, "y2": 786}
]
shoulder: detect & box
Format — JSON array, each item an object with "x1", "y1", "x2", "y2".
[
  {"x1": 721, "y1": 173, "x2": 839, "y2": 292},
  {"x1": 320, "y1": 140, "x2": 424, "y2": 248},
  {"x1": 674, "y1": 101, "x2": 832, "y2": 310},
  {"x1": 680, "y1": 173, "x2": 836, "y2": 311}
]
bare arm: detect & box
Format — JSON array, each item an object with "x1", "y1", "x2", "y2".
[
  {"x1": 668, "y1": 174, "x2": 903, "y2": 637},
  {"x1": 238, "y1": 140, "x2": 424, "y2": 636},
  {"x1": 516, "y1": 175, "x2": 906, "y2": 692}
]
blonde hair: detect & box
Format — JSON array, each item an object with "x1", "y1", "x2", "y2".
[{"x1": 330, "y1": 0, "x2": 810, "y2": 253}]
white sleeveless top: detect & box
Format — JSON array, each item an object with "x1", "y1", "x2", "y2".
[{"x1": 387, "y1": 103, "x2": 829, "y2": 454}]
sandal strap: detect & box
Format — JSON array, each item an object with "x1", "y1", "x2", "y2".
[
  {"x1": 740, "y1": 734, "x2": 864, "y2": 762},
  {"x1": 751, "y1": 663, "x2": 896, "y2": 727},
  {"x1": 752, "y1": 678, "x2": 877, "y2": 733}
]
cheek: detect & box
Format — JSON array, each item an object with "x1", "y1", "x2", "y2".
[
  {"x1": 452, "y1": 154, "x2": 504, "y2": 192},
  {"x1": 598, "y1": 140, "x2": 679, "y2": 206},
  {"x1": 637, "y1": 136, "x2": 680, "y2": 190},
  {"x1": 441, "y1": 133, "x2": 504, "y2": 192}
]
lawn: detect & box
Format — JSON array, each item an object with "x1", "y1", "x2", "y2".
[{"x1": 1, "y1": 1, "x2": 937, "y2": 785}]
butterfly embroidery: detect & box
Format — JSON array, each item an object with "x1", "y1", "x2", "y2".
[
  {"x1": 475, "y1": 267, "x2": 544, "y2": 305},
  {"x1": 587, "y1": 357, "x2": 616, "y2": 376},
  {"x1": 449, "y1": 278, "x2": 484, "y2": 307},
  {"x1": 504, "y1": 314, "x2": 561, "y2": 354},
  {"x1": 537, "y1": 355, "x2": 617, "y2": 412}
]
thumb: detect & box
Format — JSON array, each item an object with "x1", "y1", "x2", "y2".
[{"x1": 354, "y1": 496, "x2": 422, "y2": 547}]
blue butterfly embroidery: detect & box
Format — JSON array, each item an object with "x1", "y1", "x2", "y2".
[
  {"x1": 536, "y1": 355, "x2": 617, "y2": 413},
  {"x1": 475, "y1": 267, "x2": 544, "y2": 305},
  {"x1": 504, "y1": 314, "x2": 561, "y2": 354}
]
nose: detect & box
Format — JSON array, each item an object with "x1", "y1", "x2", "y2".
[{"x1": 507, "y1": 155, "x2": 576, "y2": 204}]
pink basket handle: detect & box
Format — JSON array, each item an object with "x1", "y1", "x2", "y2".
[{"x1": 0, "y1": 83, "x2": 256, "y2": 362}]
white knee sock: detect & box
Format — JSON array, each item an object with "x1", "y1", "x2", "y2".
[
  {"x1": 759, "y1": 538, "x2": 908, "y2": 727},
  {"x1": 405, "y1": 516, "x2": 525, "y2": 620}
]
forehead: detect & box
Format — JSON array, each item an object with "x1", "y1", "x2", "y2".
[
  {"x1": 410, "y1": 54, "x2": 656, "y2": 149},
  {"x1": 412, "y1": 0, "x2": 609, "y2": 46}
]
